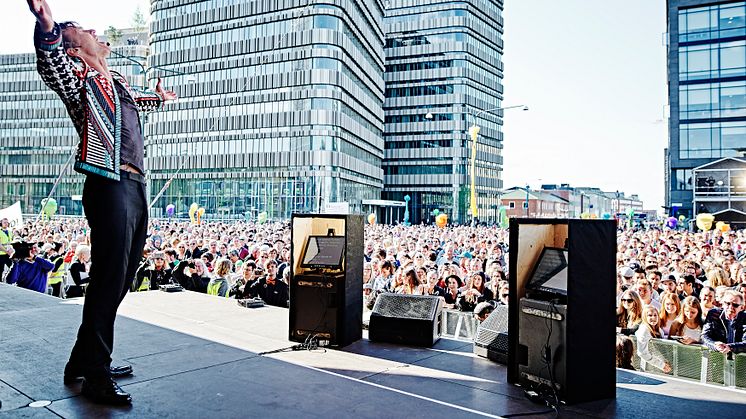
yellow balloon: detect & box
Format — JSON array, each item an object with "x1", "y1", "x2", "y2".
[
  {"x1": 197, "y1": 207, "x2": 205, "y2": 216},
  {"x1": 696, "y1": 213, "x2": 714, "y2": 231},
  {"x1": 580, "y1": 212, "x2": 591, "y2": 219},
  {"x1": 435, "y1": 213, "x2": 448, "y2": 228},
  {"x1": 367, "y1": 213, "x2": 376, "y2": 225},
  {"x1": 189, "y1": 203, "x2": 198, "y2": 224},
  {"x1": 720, "y1": 222, "x2": 730, "y2": 232}
]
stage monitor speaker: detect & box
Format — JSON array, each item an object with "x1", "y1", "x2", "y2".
[
  {"x1": 289, "y1": 214, "x2": 364, "y2": 348},
  {"x1": 473, "y1": 305, "x2": 509, "y2": 364},
  {"x1": 369, "y1": 294, "x2": 443, "y2": 347}
]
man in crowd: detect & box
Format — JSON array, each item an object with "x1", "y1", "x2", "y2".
[
  {"x1": 702, "y1": 289, "x2": 746, "y2": 355},
  {"x1": 26, "y1": 0, "x2": 176, "y2": 405},
  {"x1": 246, "y1": 259, "x2": 288, "y2": 308},
  {"x1": 0, "y1": 218, "x2": 14, "y2": 280}
]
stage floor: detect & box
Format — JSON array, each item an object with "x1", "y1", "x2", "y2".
[{"x1": 1, "y1": 284, "x2": 745, "y2": 418}]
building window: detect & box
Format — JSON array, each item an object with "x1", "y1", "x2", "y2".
[
  {"x1": 509, "y1": 202, "x2": 515, "y2": 209},
  {"x1": 523, "y1": 201, "x2": 529, "y2": 209}
]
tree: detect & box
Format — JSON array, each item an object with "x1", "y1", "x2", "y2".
[
  {"x1": 132, "y1": 6, "x2": 147, "y2": 31},
  {"x1": 104, "y1": 26, "x2": 123, "y2": 46}
]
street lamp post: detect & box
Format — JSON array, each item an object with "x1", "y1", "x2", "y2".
[
  {"x1": 109, "y1": 50, "x2": 196, "y2": 212},
  {"x1": 525, "y1": 184, "x2": 530, "y2": 217},
  {"x1": 426, "y1": 104, "x2": 528, "y2": 226}
]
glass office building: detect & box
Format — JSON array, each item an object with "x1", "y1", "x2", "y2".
[
  {"x1": 382, "y1": 0, "x2": 504, "y2": 224},
  {"x1": 667, "y1": 0, "x2": 746, "y2": 217},
  {"x1": 0, "y1": 45, "x2": 148, "y2": 215},
  {"x1": 146, "y1": 0, "x2": 385, "y2": 219}
]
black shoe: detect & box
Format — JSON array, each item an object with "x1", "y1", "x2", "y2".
[
  {"x1": 81, "y1": 377, "x2": 132, "y2": 405},
  {"x1": 64, "y1": 365, "x2": 133, "y2": 385}
]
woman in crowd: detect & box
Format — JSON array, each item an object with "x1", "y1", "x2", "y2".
[
  {"x1": 617, "y1": 290, "x2": 643, "y2": 336},
  {"x1": 636, "y1": 306, "x2": 672, "y2": 373},
  {"x1": 699, "y1": 286, "x2": 717, "y2": 317},
  {"x1": 173, "y1": 259, "x2": 211, "y2": 293},
  {"x1": 207, "y1": 258, "x2": 232, "y2": 297},
  {"x1": 398, "y1": 269, "x2": 424, "y2": 295},
  {"x1": 658, "y1": 292, "x2": 681, "y2": 337},
  {"x1": 616, "y1": 335, "x2": 635, "y2": 370},
  {"x1": 443, "y1": 275, "x2": 463, "y2": 308},
  {"x1": 705, "y1": 266, "x2": 731, "y2": 288},
  {"x1": 458, "y1": 271, "x2": 494, "y2": 312},
  {"x1": 669, "y1": 296, "x2": 704, "y2": 345},
  {"x1": 66, "y1": 245, "x2": 91, "y2": 298}
]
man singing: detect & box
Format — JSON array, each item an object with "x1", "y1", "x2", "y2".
[{"x1": 26, "y1": 0, "x2": 176, "y2": 405}]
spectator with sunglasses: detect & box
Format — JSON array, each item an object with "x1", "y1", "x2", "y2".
[{"x1": 702, "y1": 289, "x2": 746, "y2": 354}]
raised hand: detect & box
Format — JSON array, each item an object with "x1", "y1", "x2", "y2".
[
  {"x1": 155, "y1": 78, "x2": 178, "y2": 102},
  {"x1": 27, "y1": 0, "x2": 54, "y2": 32}
]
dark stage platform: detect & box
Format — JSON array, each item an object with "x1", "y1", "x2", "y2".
[{"x1": 1, "y1": 284, "x2": 745, "y2": 418}]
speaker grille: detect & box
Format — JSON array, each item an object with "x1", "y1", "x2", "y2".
[
  {"x1": 475, "y1": 305, "x2": 509, "y2": 350},
  {"x1": 372, "y1": 294, "x2": 439, "y2": 320}
]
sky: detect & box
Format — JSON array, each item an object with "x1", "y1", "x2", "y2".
[{"x1": 3, "y1": 1, "x2": 669, "y2": 209}]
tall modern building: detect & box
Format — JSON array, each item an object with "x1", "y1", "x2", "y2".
[
  {"x1": 666, "y1": 1, "x2": 746, "y2": 217},
  {"x1": 382, "y1": 0, "x2": 505, "y2": 224},
  {"x1": 146, "y1": 0, "x2": 386, "y2": 219},
  {"x1": 0, "y1": 43, "x2": 148, "y2": 215}
]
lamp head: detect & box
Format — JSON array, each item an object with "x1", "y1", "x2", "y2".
[{"x1": 425, "y1": 112, "x2": 433, "y2": 120}]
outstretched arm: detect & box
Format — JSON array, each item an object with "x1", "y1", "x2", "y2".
[{"x1": 27, "y1": 0, "x2": 54, "y2": 32}]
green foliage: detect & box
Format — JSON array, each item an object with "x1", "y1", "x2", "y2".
[{"x1": 104, "y1": 26, "x2": 122, "y2": 45}]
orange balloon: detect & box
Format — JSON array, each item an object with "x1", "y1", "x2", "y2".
[
  {"x1": 367, "y1": 213, "x2": 376, "y2": 225},
  {"x1": 435, "y1": 213, "x2": 448, "y2": 228}
]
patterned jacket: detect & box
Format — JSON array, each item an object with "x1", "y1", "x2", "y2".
[{"x1": 34, "y1": 22, "x2": 163, "y2": 181}]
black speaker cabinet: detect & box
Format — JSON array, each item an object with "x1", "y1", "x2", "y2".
[
  {"x1": 289, "y1": 214, "x2": 363, "y2": 348},
  {"x1": 508, "y1": 219, "x2": 616, "y2": 404},
  {"x1": 369, "y1": 294, "x2": 443, "y2": 347},
  {"x1": 473, "y1": 305, "x2": 509, "y2": 364}
]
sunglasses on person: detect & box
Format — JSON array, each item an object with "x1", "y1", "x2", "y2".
[
  {"x1": 723, "y1": 301, "x2": 742, "y2": 308},
  {"x1": 621, "y1": 298, "x2": 634, "y2": 303},
  {"x1": 501, "y1": 294, "x2": 509, "y2": 299},
  {"x1": 59, "y1": 21, "x2": 82, "y2": 30}
]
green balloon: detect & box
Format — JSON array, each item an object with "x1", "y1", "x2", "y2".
[
  {"x1": 41, "y1": 198, "x2": 58, "y2": 217},
  {"x1": 433, "y1": 209, "x2": 440, "y2": 216},
  {"x1": 257, "y1": 211, "x2": 268, "y2": 224}
]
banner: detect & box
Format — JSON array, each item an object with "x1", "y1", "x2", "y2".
[{"x1": 0, "y1": 202, "x2": 23, "y2": 228}]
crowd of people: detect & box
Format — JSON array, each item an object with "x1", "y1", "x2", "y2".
[
  {"x1": 2, "y1": 216, "x2": 745, "y2": 365},
  {"x1": 614, "y1": 227, "x2": 746, "y2": 370}
]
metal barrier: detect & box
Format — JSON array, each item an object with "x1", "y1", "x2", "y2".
[
  {"x1": 629, "y1": 336, "x2": 746, "y2": 390},
  {"x1": 441, "y1": 309, "x2": 480, "y2": 341}
]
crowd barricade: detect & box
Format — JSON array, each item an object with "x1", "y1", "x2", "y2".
[
  {"x1": 628, "y1": 335, "x2": 746, "y2": 389},
  {"x1": 441, "y1": 308, "x2": 480, "y2": 341}
]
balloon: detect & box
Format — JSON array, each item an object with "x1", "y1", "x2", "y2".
[
  {"x1": 367, "y1": 213, "x2": 376, "y2": 225},
  {"x1": 696, "y1": 213, "x2": 714, "y2": 231},
  {"x1": 678, "y1": 215, "x2": 685, "y2": 222},
  {"x1": 720, "y1": 222, "x2": 731, "y2": 232},
  {"x1": 196, "y1": 207, "x2": 205, "y2": 225},
  {"x1": 166, "y1": 204, "x2": 175, "y2": 217},
  {"x1": 435, "y1": 213, "x2": 448, "y2": 228},
  {"x1": 498, "y1": 206, "x2": 508, "y2": 229},
  {"x1": 257, "y1": 211, "x2": 268, "y2": 225},
  {"x1": 666, "y1": 217, "x2": 677, "y2": 229},
  {"x1": 590, "y1": 213, "x2": 598, "y2": 219},
  {"x1": 189, "y1": 203, "x2": 198, "y2": 224},
  {"x1": 580, "y1": 212, "x2": 591, "y2": 219},
  {"x1": 433, "y1": 209, "x2": 440, "y2": 216},
  {"x1": 602, "y1": 213, "x2": 612, "y2": 220},
  {"x1": 41, "y1": 198, "x2": 58, "y2": 218}
]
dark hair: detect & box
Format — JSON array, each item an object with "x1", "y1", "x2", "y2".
[
  {"x1": 682, "y1": 274, "x2": 696, "y2": 285},
  {"x1": 616, "y1": 335, "x2": 635, "y2": 370},
  {"x1": 381, "y1": 260, "x2": 394, "y2": 272},
  {"x1": 445, "y1": 274, "x2": 463, "y2": 288}
]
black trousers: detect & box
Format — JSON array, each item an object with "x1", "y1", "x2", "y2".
[{"x1": 66, "y1": 171, "x2": 147, "y2": 380}]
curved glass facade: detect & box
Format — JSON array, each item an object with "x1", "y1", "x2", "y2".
[
  {"x1": 0, "y1": 44, "x2": 148, "y2": 215},
  {"x1": 668, "y1": 1, "x2": 746, "y2": 217},
  {"x1": 146, "y1": 0, "x2": 385, "y2": 219},
  {"x1": 382, "y1": 0, "x2": 505, "y2": 224}
]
